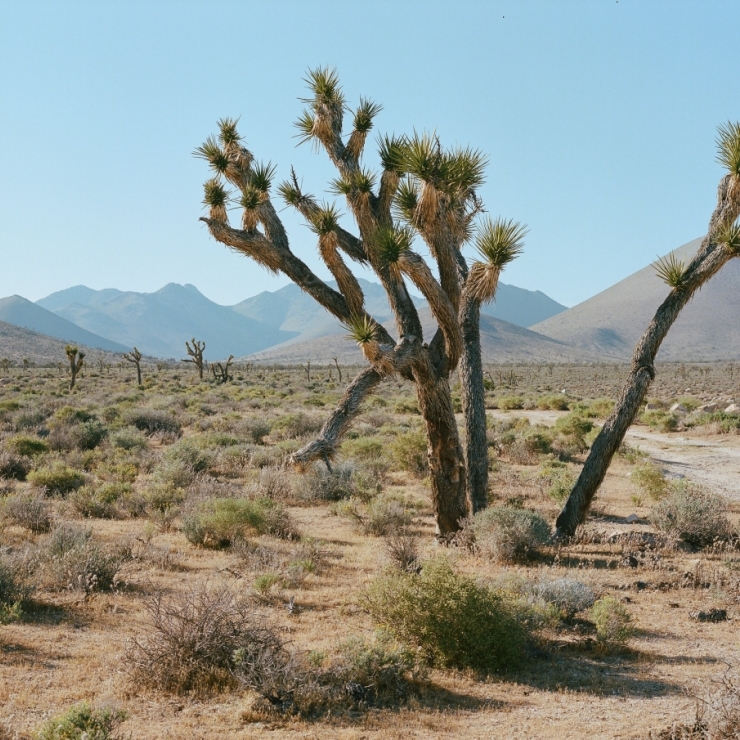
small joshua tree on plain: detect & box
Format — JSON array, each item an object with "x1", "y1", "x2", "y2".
[
  {"x1": 332, "y1": 357, "x2": 342, "y2": 383},
  {"x1": 211, "y1": 355, "x2": 234, "y2": 384},
  {"x1": 65, "y1": 345, "x2": 85, "y2": 390},
  {"x1": 123, "y1": 347, "x2": 144, "y2": 386},
  {"x1": 196, "y1": 68, "x2": 524, "y2": 535},
  {"x1": 183, "y1": 338, "x2": 206, "y2": 380},
  {"x1": 556, "y1": 122, "x2": 740, "y2": 538}
]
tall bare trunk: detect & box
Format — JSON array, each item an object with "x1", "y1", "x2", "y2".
[
  {"x1": 459, "y1": 297, "x2": 488, "y2": 512},
  {"x1": 556, "y1": 174, "x2": 740, "y2": 538}
]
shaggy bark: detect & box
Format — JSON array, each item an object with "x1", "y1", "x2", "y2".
[{"x1": 556, "y1": 173, "x2": 740, "y2": 538}]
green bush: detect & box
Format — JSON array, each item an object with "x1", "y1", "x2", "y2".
[
  {"x1": 468, "y1": 506, "x2": 550, "y2": 562},
  {"x1": 239, "y1": 417, "x2": 272, "y2": 444},
  {"x1": 641, "y1": 410, "x2": 679, "y2": 433},
  {"x1": 538, "y1": 461, "x2": 576, "y2": 503},
  {"x1": 5, "y1": 434, "x2": 48, "y2": 457},
  {"x1": 498, "y1": 396, "x2": 525, "y2": 410},
  {"x1": 336, "y1": 493, "x2": 413, "y2": 537},
  {"x1": 34, "y1": 701, "x2": 126, "y2": 740},
  {"x1": 183, "y1": 497, "x2": 295, "y2": 548},
  {"x1": 631, "y1": 462, "x2": 669, "y2": 501},
  {"x1": 272, "y1": 412, "x2": 322, "y2": 439},
  {"x1": 650, "y1": 482, "x2": 732, "y2": 545},
  {"x1": 393, "y1": 399, "x2": 420, "y2": 415},
  {"x1": 124, "y1": 408, "x2": 181, "y2": 436},
  {"x1": 28, "y1": 464, "x2": 86, "y2": 495},
  {"x1": 110, "y1": 426, "x2": 148, "y2": 450},
  {"x1": 297, "y1": 462, "x2": 364, "y2": 501},
  {"x1": 363, "y1": 558, "x2": 526, "y2": 673},
  {"x1": 0, "y1": 551, "x2": 32, "y2": 622},
  {"x1": 342, "y1": 437, "x2": 385, "y2": 462},
  {"x1": 552, "y1": 411, "x2": 593, "y2": 456},
  {"x1": 70, "y1": 483, "x2": 131, "y2": 519},
  {"x1": 535, "y1": 394, "x2": 570, "y2": 411},
  {"x1": 589, "y1": 596, "x2": 634, "y2": 647},
  {"x1": 391, "y1": 430, "x2": 427, "y2": 477}
]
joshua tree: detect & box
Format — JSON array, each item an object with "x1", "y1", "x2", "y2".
[
  {"x1": 211, "y1": 355, "x2": 234, "y2": 384},
  {"x1": 302, "y1": 361, "x2": 311, "y2": 382},
  {"x1": 65, "y1": 345, "x2": 85, "y2": 390},
  {"x1": 0, "y1": 358, "x2": 10, "y2": 373},
  {"x1": 123, "y1": 347, "x2": 144, "y2": 385},
  {"x1": 332, "y1": 357, "x2": 342, "y2": 383},
  {"x1": 196, "y1": 68, "x2": 523, "y2": 536},
  {"x1": 183, "y1": 338, "x2": 206, "y2": 379},
  {"x1": 556, "y1": 122, "x2": 740, "y2": 538}
]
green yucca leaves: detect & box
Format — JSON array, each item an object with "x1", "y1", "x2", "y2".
[
  {"x1": 444, "y1": 147, "x2": 488, "y2": 193},
  {"x1": 375, "y1": 225, "x2": 414, "y2": 265},
  {"x1": 240, "y1": 186, "x2": 261, "y2": 211},
  {"x1": 277, "y1": 180, "x2": 302, "y2": 206},
  {"x1": 718, "y1": 219, "x2": 740, "y2": 254},
  {"x1": 474, "y1": 218, "x2": 527, "y2": 269},
  {"x1": 653, "y1": 253, "x2": 688, "y2": 290},
  {"x1": 294, "y1": 109, "x2": 316, "y2": 145},
  {"x1": 203, "y1": 179, "x2": 228, "y2": 208},
  {"x1": 194, "y1": 137, "x2": 229, "y2": 174},
  {"x1": 716, "y1": 121, "x2": 740, "y2": 176},
  {"x1": 251, "y1": 161, "x2": 277, "y2": 193},
  {"x1": 308, "y1": 203, "x2": 342, "y2": 235},
  {"x1": 303, "y1": 66, "x2": 345, "y2": 109},
  {"x1": 329, "y1": 170, "x2": 376, "y2": 196},
  {"x1": 218, "y1": 118, "x2": 241, "y2": 145},
  {"x1": 378, "y1": 135, "x2": 407, "y2": 175},
  {"x1": 394, "y1": 177, "x2": 419, "y2": 220},
  {"x1": 345, "y1": 314, "x2": 377, "y2": 345},
  {"x1": 402, "y1": 132, "x2": 440, "y2": 183},
  {"x1": 329, "y1": 176, "x2": 353, "y2": 197},
  {"x1": 353, "y1": 98, "x2": 382, "y2": 133}
]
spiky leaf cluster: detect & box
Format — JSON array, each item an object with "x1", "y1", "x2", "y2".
[
  {"x1": 251, "y1": 161, "x2": 277, "y2": 193},
  {"x1": 474, "y1": 218, "x2": 527, "y2": 269},
  {"x1": 344, "y1": 314, "x2": 377, "y2": 346},
  {"x1": 308, "y1": 203, "x2": 342, "y2": 236},
  {"x1": 194, "y1": 136, "x2": 229, "y2": 174},
  {"x1": 239, "y1": 186, "x2": 261, "y2": 211},
  {"x1": 378, "y1": 135, "x2": 407, "y2": 174},
  {"x1": 218, "y1": 118, "x2": 241, "y2": 145},
  {"x1": 375, "y1": 225, "x2": 414, "y2": 266},
  {"x1": 330, "y1": 168, "x2": 377, "y2": 197},
  {"x1": 203, "y1": 179, "x2": 228, "y2": 208},
  {"x1": 394, "y1": 177, "x2": 419, "y2": 221},
  {"x1": 716, "y1": 121, "x2": 740, "y2": 176},
  {"x1": 303, "y1": 66, "x2": 345, "y2": 109},
  {"x1": 353, "y1": 98, "x2": 382, "y2": 134},
  {"x1": 718, "y1": 219, "x2": 740, "y2": 254},
  {"x1": 653, "y1": 253, "x2": 688, "y2": 290}
]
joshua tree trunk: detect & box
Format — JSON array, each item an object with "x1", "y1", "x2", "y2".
[
  {"x1": 196, "y1": 69, "x2": 524, "y2": 536},
  {"x1": 65, "y1": 345, "x2": 85, "y2": 390},
  {"x1": 123, "y1": 347, "x2": 143, "y2": 385},
  {"x1": 183, "y1": 338, "x2": 206, "y2": 379},
  {"x1": 556, "y1": 167, "x2": 740, "y2": 539}
]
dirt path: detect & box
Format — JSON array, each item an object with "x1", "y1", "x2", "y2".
[{"x1": 488, "y1": 409, "x2": 740, "y2": 501}]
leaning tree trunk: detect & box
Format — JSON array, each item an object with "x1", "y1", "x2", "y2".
[{"x1": 556, "y1": 173, "x2": 740, "y2": 538}]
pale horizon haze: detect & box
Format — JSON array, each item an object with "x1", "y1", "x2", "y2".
[{"x1": 1, "y1": 1, "x2": 739, "y2": 309}]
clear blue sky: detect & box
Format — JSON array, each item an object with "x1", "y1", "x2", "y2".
[{"x1": 1, "y1": 0, "x2": 738, "y2": 308}]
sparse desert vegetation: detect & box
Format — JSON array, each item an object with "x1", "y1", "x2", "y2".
[{"x1": 0, "y1": 361, "x2": 740, "y2": 738}]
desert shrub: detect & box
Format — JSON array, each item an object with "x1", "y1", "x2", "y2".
[
  {"x1": 162, "y1": 439, "x2": 213, "y2": 473},
  {"x1": 651, "y1": 482, "x2": 732, "y2": 546},
  {"x1": 498, "y1": 396, "x2": 525, "y2": 410},
  {"x1": 257, "y1": 466, "x2": 293, "y2": 500},
  {"x1": 37, "y1": 523, "x2": 129, "y2": 593},
  {"x1": 5, "y1": 435, "x2": 48, "y2": 457},
  {"x1": 338, "y1": 494, "x2": 413, "y2": 537},
  {"x1": 0, "y1": 450, "x2": 31, "y2": 481},
  {"x1": 296, "y1": 462, "x2": 358, "y2": 501},
  {"x1": 363, "y1": 558, "x2": 526, "y2": 673},
  {"x1": 537, "y1": 459, "x2": 574, "y2": 503},
  {"x1": 529, "y1": 578, "x2": 596, "y2": 619},
  {"x1": 110, "y1": 426, "x2": 148, "y2": 450},
  {"x1": 124, "y1": 408, "x2": 181, "y2": 436},
  {"x1": 34, "y1": 701, "x2": 126, "y2": 740},
  {"x1": 467, "y1": 507, "x2": 550, "y2": 563},
  {"x1": 0, "y1": 551, "x2": 32, "y2": 623},
  {"x1": 393, "y1": 399, "x2": 420, "y2": 415},
  {"x1": 535, "y1": 394, "x2": 570, "y2": 411},
  {"x1": 342, "y1": 437, "x2": 385, "y2": 462},
  {"x1": 183, "y1": 497, "x2": 295, "y2": 548},
  {"x1": 384, "y1": 532, "x2": 421, "y2": 573},
  {"x1": 272, "y1": 413, "x2": 322, "y2": 440},
  {"x1": 631, "y1": 461, "x2": 669, "y2": 501},
  {"x1": 692, "y1": 411, "x2": 740, "y2": 434},
  {"x1": 14, "y1": 409, "x2": 48, "y2": 430},
  {"x1": 552, "y1": 411, "x2": 593, "y2": 457},
  {"x1": 28, "y1": 464, "x2": 86, "y2": 495},
  {"x1": 641, "y1": 409, "x2": 679, "y2": 432},
  {"x1": 238, "y1": 417, "x2": 272, "y2": 444},
  {"x1": 69, "y1": 483, "x2": 131, "y2": 519},
  {"x1": 2, "y1": 490, "x2": 53, "y2": 533},
  {"x1": 589, "y1": 596, "x2": 634, "y2": 647},
  {"x1": 125, "y1": 583, "x2": 273, "y2": 695},
  {"x1": 391, "y1": 430, "x2": 427, "y2": 477}
]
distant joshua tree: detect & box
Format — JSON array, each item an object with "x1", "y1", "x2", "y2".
[
  {"x1": 65, "y1": 345, "x2": 85, "y2": 390},
  {"x1": 196, "y1": 68, "x2": 523, "y2": 535},
  {"x1": 332, "y1": 357, "x2": 342, "y2": 383},
  {"x1": 556, "y1": 122, "x2": 740, "y2": 538},
  {"x1": 123, "y1": 347, "x2": 144, "y2": 385},
  {"x1": 183, "y1": 338, "x2": 206, "y2": 379},
  {"x1": 0, "y1": 358, "x2": 10, "y2": 374},
  {"x1": 211, "y1": 355, "x2": 234, "y2": 384}
]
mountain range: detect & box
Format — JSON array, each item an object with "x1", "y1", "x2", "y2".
[{"x1": 3, "y1": 236, "x2": 739, "y2": 364}]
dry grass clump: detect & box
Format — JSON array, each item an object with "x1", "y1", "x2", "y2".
[
  {"x1": 125, "y1": 582, "x2": 275, "y2": 695},
  {"x1": 124, "y1": 407, "x2": 182, "y2": 437},
  {"x1": 363, "y1": 557, "x2": 527, "y2": 673},
  {"x1": 651, "y1": 482, "x2": 733, "y2": 546},
  {"x1": 335, "y1": 492, "x2": 414, "y2": 536},
  {"x1": 0, "y1": 549, "x2": 33, "y2": 623},
  {"x1": 2, "y1": 490, "x2": 54, "y2": 533},
  {"x1": 0, "y1": 450, "x2": 31, "y2": 480},
  {"x1": 384, "y1": 531, "x2": 422, "y2": 573},
  {"x1": 466, "y1": 506, "x2": 550, "y2": 562}
]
